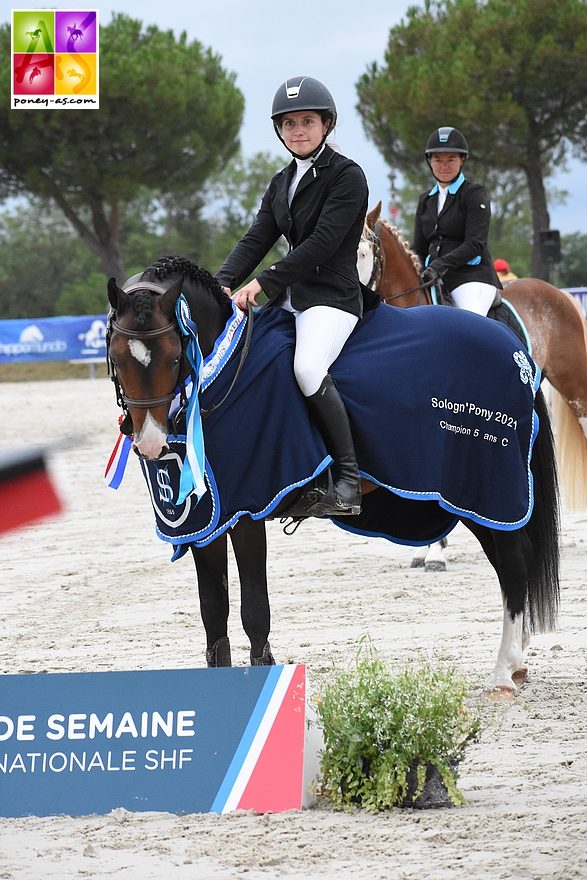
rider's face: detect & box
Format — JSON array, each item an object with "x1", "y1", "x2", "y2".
[
  {"x1": 429, "y1": 152, "x2": 465, "y2": 184},
  {"x1": 279, "y1": 111, "x2": 329, "y2": 157}
]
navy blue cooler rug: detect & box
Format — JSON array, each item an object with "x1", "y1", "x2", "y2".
[{"x1": 139, "y1": 302, "x2": 540, "y2": 555}]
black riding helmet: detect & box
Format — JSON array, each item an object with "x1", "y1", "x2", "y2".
[
  {"x1": 425, "y1": 126, "x2": 469, "y2": 156},
  {"x1": 425, "y1": 127, "x2": 468, "y2": 182},
  {"x1": 271, "y1": 76, "x2": 337, "y2": 159}
]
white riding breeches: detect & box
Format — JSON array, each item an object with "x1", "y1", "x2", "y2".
[
  {"x1": 280, "y1": 302, "x2": 358, "y2": 396},
  {"x1": 450, "y1": 281, "x2": 497, "y2": 316}
]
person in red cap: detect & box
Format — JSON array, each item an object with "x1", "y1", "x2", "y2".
[{"x1": 494, "y1": 258, "x2": 519, "y2": 284}]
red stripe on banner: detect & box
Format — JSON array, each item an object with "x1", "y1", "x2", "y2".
[
  {"x1": 237, "y1": 664, "x2": 306, "y2": 812},
  {"x1": 0, "y1": 470, "x2": 63, "y2": 535}
]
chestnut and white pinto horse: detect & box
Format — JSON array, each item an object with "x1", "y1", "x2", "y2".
[{"x1": 358, "y1": 205, "x2": 587, "y2": 575}]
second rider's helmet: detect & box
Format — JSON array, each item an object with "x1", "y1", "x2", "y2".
[
  {"x1": 271, "y1": 76, "x2": 337, "y2": 156},
  {"x1": 425, "y1": 126, "x2": 469, "y2": 157}
]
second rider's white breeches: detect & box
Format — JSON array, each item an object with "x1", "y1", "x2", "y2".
[{"x1": 450, "y1": 281, "x2": 497, "y2": 316}]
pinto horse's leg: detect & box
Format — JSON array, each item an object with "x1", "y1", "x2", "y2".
[
  {"x1": 409, "y1": 545, "x2": 427, "y2": 568},
  {"x1": 410, "y1": 540, "x2": 447, "y2": 571},
  {"x1": 190, "y1": 536, "x2": 232, "y2": 667},
  {"x1": 463, "y1": 522, "x2": 532, "y2": 697},
  {"x1": 229, "y1": 517, "x2": 274, "y2": 666},
  {"x1": 490, "y1": 596, "x2": 529, "y2": 696},
  {"x1": 425, "y1": 540, "x2": 447, "y2": 572}
]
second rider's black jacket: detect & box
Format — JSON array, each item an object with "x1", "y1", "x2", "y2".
[{"x1": 412, "y1": 173, "x2": 501, "y2": 291}]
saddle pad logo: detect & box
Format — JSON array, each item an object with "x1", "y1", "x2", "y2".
[
  {"x1": 513, "y1": 350, "x2": 535, "y2": 388},
  {"x1": 156, "y1": 467, "x2": 175, "y2": 505},
  {"x1": 141, "y1": 451, "x2": 195, "y2": 529},
  {"x1": 11, "y1": 9, "x2": 99, "y2": 109}
]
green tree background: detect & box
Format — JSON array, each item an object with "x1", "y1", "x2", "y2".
[
  {"x1": 357, "y1": 0, "x2": 587, "y2": 281},
  {"x1": 0, "y1": 3, "x2": 586, "y2": 321},
  {"x1": 0, "y1": 14, "x2": 244, "y2": 282},
  {"x1": 0, "y1": 150, "x2": 285, "y2": 319}
]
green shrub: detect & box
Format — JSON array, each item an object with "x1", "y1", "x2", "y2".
[{"x1": 316, "y1": 647, "x2": 480, "y2": 811}]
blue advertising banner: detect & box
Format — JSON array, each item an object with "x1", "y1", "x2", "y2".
[
  {"x1": 0, "y1": 665, "x2": 306, "y2": 818},
  {"x1": 2, "y1": 293, "x2": 583, "y2": 364},
  {"x1": 0, "y1": 314, "x2": 107, "y2": 363}
]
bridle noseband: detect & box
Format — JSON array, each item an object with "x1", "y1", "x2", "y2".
[
  {"x1": 109, "y1": 318, "x2": 183, "y2": 410},
  {"x1": 107, "y1": 281, "x2": 190, "y2": 433}
]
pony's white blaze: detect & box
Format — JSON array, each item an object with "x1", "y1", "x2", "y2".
[
  {"x1": 133, "y1": 410, "x2": 167, "y2": 459},
  {"x1": 128, "y1": 338, "x2": 152, "y2": 367}
]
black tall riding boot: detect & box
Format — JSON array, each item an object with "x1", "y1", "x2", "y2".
[{"x1": 305, "y1": 375, "x2": 362, "y2": 516}]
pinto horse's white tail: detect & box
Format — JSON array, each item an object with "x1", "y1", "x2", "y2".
[
  {"x1": 550, "y1": 293, "x2": 587, "y2": 511},
  {"x1": 550, "y1": 387, "x2": 587, "y2": 511}
]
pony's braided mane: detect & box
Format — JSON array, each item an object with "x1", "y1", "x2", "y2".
[
  {"x1": 142, "y1": 255, "x2": 228, "y2": 308},
  {"x1": 132, "y1": 291, "x2": 153, "y2": 329},
  {"x1": 379, "y1": 218, "x2": 422, "y2": 273}
]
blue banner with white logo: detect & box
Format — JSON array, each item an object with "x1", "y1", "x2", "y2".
[{"x1": 0, "y1": 314, "x2": 107, "y2": 363}]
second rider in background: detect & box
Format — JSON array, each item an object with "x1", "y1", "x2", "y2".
[{"x1": 412, "y1": 126, "x2": 501, "y2": 315}]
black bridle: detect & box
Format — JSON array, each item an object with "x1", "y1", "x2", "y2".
[
  {"x1": 109, "y1": 319, "x2": 185, "y2": 410},
  {"x1": 106, "y1": 281, "x2": 189, "y2": 436},
  {"x1": 107, "y1": 281, "x2": 254, "y2": 434},
  {"x1": 362, "y1": 223, "x2": 384, "y2": 290}
]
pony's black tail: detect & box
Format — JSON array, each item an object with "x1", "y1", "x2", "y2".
[{"x1": 525, "y1": 386, "x2": 560, "y2": 632}]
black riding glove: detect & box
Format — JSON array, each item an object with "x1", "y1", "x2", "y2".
[
  {"x1": 420, "y1": 260, "x2": 447, "y2": 285},
  {"x1": 420, "y1": 266, "x2": 439, "y2": 285}
]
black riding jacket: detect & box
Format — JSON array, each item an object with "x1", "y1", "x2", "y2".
[
  {"x1": 216, "y1": 145, "x2": 369, "y2": 319},
  {"x1": 412, "y1": 173, "x2": 501, "y2": 291}
]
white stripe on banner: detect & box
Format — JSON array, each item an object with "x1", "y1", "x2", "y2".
[{"x1": 221, "y1": 665, "x2": 297, "y2": 814}]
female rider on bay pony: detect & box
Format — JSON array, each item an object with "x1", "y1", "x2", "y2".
[{"x1": 216, "y1": 76, "x2": 371, "y2": 518}]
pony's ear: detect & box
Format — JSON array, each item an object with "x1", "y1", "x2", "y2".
[
  {"x1": 160, "y1": 276, "x2": 184, "y2": 320},
  {"x1": 366, "y1": 201, "x2": 382, "y2": 229},
  {"x1": 107, "y1": 278, "x2": 128, "y2": 313}
]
